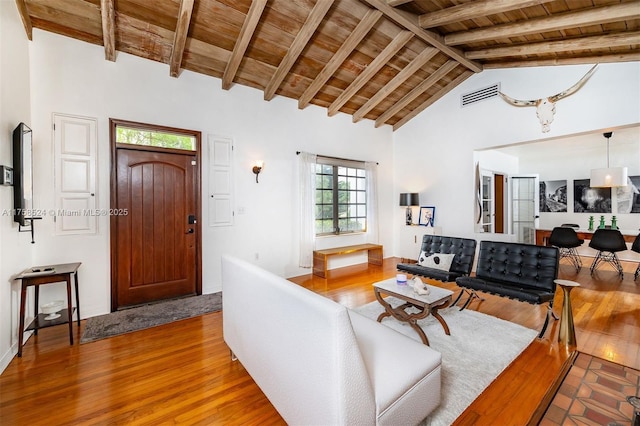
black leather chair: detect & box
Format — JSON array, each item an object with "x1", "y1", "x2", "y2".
[
  {"x1": 397, "y1": 235, "x2": 477, "y2": 283},
  {"x1": 589, "y1": 229, "x2": 628, "y2": 278},
  {"x1": 455, "y1": 241, "x2": 560, "y2": 338},
  {"x1": 632, "y1": 233, "x2": 640, "y2": 281},
  {"x1": 549, "y1": 226, "x2": 584, "y2": 272}
]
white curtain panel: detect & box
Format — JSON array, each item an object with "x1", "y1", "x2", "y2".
[
  {"x1": 365, "y1": 161, "x2": 379, "y2": 244},
  {"x1": 299, "y1": 152, "x2": 317, "y2": 268}
]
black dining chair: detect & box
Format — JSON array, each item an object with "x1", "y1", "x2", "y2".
[
  {"x1": 549, "y1": 226, "x2": 584, "y2": 272},
  {"x1": 589, "y1": 228, "x2": 628, "y2": 278},
  {"x1": 632, "y1": 233, "x2": 640, "y2": 281},
  {"x1": 561, "y1": 223, "x2": 580, "y2": 229}
]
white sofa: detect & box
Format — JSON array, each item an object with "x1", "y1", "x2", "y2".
[{"x1": 222, "y1": 255, "x2": 442, "y2": 425}]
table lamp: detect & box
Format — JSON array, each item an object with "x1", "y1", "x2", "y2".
[{"x1": 399, "y1": 193, "x2": 420, "y2": 225}]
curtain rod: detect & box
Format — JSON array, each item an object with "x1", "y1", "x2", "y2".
[{"x1": 296, "y1": 151, "x2": 378, "y2": 165}]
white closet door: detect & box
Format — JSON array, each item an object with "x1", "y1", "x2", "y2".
[
  {"x1": 208, "y1": 135, "x2": 234, "y2": 227},
  {"x1": 53, "y1": 113, "x2": 98, "y2": 234}
]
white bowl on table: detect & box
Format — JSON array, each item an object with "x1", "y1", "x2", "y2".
[{"x1": 41, "y1": 300, "x2": 65, "y2": 320}]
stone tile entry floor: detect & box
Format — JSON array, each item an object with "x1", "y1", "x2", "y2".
[{"x1": 538, "y1": 352, "x2": 639, "y2": 425}]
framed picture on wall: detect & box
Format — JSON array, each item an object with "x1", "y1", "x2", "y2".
[
  {"x1": 573, "y1": 179, "x2": 611, "y2": 213},
  {"x1": 419, "y1": 206, "x2": 435, "y2": 226},
  {"x1": 616, "y1": 175, "x2": 640, "y2": 213},
  {"x1": 540, "y1": 180, "x2": 567, "y2": 212}
]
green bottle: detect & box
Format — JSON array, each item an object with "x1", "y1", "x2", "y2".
[
  {"x1": 611, "y1": 216, "x2": 618, "y2": 230},
  {"x1": 598, "y1": 215, "x2": 606, "y2": 229},
  {"x1": 588, "y1": 216, "x2": 594, "y2": 231}
]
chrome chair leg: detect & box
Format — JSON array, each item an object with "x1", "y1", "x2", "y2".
[
  {"x1": 591, "y1": 251, "x2": 624, "y2": 278},
  {"x1": 451, "y1": 289, "x2": 465, "y2": 306},
  {"x1": 589, "y1": 251, "x2": 603, "y2": 275},
  {"x1": 538, "y1": 302, "x2": 557, "y2": 338},
  {"x1": 459, "y1": 289, "x2": 484, "y2": 311},
  {"x1": 563, "y1": 247, "x2": 582, "y2": 272}
]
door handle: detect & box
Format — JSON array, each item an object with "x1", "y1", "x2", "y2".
[{"x1": 185, "y1": 228, "x2": 194, "y2": 234}]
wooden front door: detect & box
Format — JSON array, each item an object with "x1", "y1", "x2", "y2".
[{"x1": 111, "y1": 145, "x2": 200, "y2": 310}]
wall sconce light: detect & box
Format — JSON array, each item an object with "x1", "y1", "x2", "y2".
[
  {"x1": 252, "y1": 160, "x2": 264, "y2": 183},
  {"x1": 399, "y1": 192, "x2": 420, "y2": 225}
]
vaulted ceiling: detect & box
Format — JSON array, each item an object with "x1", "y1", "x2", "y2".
[{"x1": 15, "y1": 0, "x2": 640, "y2": 130}]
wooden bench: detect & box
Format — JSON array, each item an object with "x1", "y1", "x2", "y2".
[{"x1": 313, "y1": 243, "x2": 383, "y2": 278}]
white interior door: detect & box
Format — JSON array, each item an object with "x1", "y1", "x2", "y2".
[
  {"x1": 53, "y1": 113, "x2": 98, "y2": 235},
  {"x1": 208, "y1": 135, "x2": 234, "y2": 227},
  {"x1": 511, "y1": 175, "x2": 539, "y2": 244},
  {"x1": 480, "y1": 170, "x2": 494, "y2": 233}
]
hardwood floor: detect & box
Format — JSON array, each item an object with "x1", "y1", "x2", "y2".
[{"x1": 1, "y1": 257, "x2": 638, "y2": 425}]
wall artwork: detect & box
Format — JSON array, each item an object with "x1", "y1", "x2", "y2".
[
  {"x1": 573, "y1": 179, "x2": 611, "y2": 213},
  {"x1": 616, "y1": 175, "x2": 640, "y2": 214},
  {"x1": 419, "y1": 206, "x2": 435, "y2": 226},
  {"x1": 540, "y1": 180, "x2": 567, "y2": 212}
]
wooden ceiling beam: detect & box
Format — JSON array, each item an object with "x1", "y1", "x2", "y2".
[
  {"x1": 353, "y1": 47, "x2": 438, "y2": 122},
  {"x1": 264, "y1": 0, "x2": 334, "y2": 101},
  {"x1": 169, "y1": 0, "x2": 195, "y2": 77},
  {"x1": 467, "y1": 31, "x2": 640, "y2": 60},
  {"x1": 375, "y1": 60, "x2": 458, "y2": 128},
  {"x1": 222, "y1": 0, "x2": 268, "y2": 90},
  {"x1": 100, "y1": 0, "x2": 116, "y2": 61},
  {"x1": 483, "y1": 52, "x2": 640, "y2": 69},
  {"x1": 387, "y1": 0, "x2": 413, "y2": 6},
  {"x1": 393, "y1": 70, "x2": 473, "y2": 131},
  {"x1": 15, "y1": 0, "x2": 33, "y2": 40},
  {"x1": 418, "y1": 0, "x2": 547, "y2": 29},
  {"x1": 446, "y1": 2, "x2": 640, "y2": 46},
  {"x1": 298, "y1": 9, "x2": 382, "y2": 109},
  {"x1": 328, "y1": 31, "x2": 413, "y2": 117},
  {"x1": 359, "y1": 0, "x2": 482, "y2": 72}
]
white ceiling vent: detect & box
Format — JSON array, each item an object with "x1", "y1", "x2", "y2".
[{"x1": 461, "y1": 83, "x2": 500, "y2": 107}]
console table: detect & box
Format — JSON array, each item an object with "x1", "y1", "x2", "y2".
[
  {"x1": 535, "y1": 228, "x2": 638, "y2": 246},
  {"x1": 14, "y1": 262, "x2": 81, "y2": 357}
]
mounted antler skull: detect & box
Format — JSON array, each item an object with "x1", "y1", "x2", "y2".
[{"x1": 498, "y1": 64, "x2": 598, "y2": 133}]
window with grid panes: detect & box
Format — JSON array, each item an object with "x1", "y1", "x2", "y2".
[{"x1": 315, "y1": 158, "x2": 367, "y2": 236}]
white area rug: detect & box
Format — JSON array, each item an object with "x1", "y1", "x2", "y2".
[{"x1": 354, "y1": 298, "x2": 537, "y2": 426}]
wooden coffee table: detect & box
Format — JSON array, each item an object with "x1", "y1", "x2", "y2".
[{"x1": 373, "y1": 278, "x2": 453, "y2": 346}]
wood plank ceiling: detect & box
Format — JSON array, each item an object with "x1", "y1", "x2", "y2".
[{"x1": 15, "y1": 0, "x2": 640, "y2": 130}]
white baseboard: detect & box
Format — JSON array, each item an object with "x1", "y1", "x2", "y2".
[{"x1": 0, "y1": 330, "x2": 33, "y2": 375}]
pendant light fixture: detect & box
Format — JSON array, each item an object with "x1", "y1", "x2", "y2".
[{"x1": 590, "y1": 132, "x2": 627, "y2": 188}]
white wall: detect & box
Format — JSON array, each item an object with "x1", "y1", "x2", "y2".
[
  {"x1": 26, "y1": 29, "x2": 395, "y2": 321},
  {"x1": 0, "y1": 1, "x2": 36, "y2": 372},
  {"x1": 393, "y1": 62, "x2": 640, "y2": 252}
]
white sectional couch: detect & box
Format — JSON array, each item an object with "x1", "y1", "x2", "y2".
[{"x1": 221, "y1": 255, "x2": 442, "y2": 425}]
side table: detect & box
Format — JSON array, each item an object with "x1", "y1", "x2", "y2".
[
  {"x1": 14, "y1": 262, "x2": 81, "y2": 357},
  {"x1": 555, "y1": 279, "x2": 579, "y2": 347}
]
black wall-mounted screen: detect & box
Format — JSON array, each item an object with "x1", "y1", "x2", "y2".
[{"x1": 12, "y1": 122, "x2": 33, "y2": 226}]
